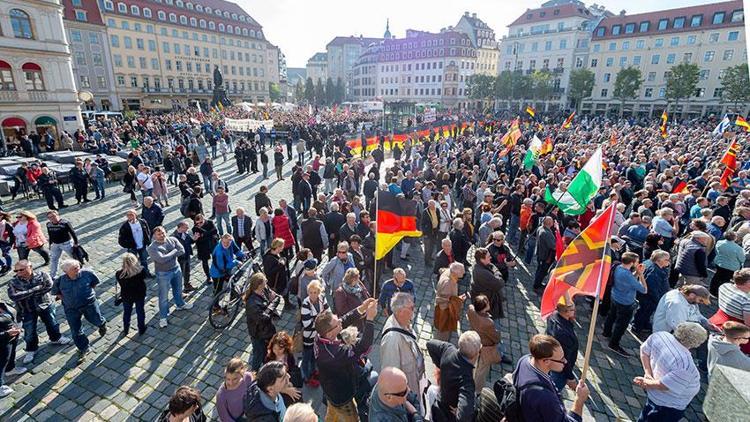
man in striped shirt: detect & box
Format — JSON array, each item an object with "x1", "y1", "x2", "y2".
[{"x1": 633, "y1": 322, "x2": 707, "y2": 421}]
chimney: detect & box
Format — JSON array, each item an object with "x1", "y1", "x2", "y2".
[
  {"x1": 619, "y1": 9, "x2": 626, "y2": 16},
  {"x1": 464, "y1": 11, "x2": 470, "y2": 17},
  {"x1": 472, "y1": 13, "x2": 477, "y2": 18}
]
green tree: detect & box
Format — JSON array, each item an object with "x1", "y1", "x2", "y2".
[
  {"x1": 268, "y1": 82, "x2": 282, "y2": 102},
  {"x1": 568, "y1": 68, "x2": 595, "y2": 113},
  {"x1": 721, "y1": 63, "x2": 750, "y2": 111},
  {"x1": 530, "y1": 70, "x2": 553, "y2": 101},
  {"x1": 665, "y1": 62, "x2": 700, "y2": 118},
  {"x1": 613, "y1": 67, "x2": 643, "y2": 117},
  {"x1": 467, "y1": 74, "x2": 495, "y2": 101},
  {"x1": 294, "y1": 80, "x2": 304, "y2": 102},
  {"x1": 335, "y1": 77, "x2": 345, "y2": 103},
  {"x1": 494, "y1": 71, "x2": 513, "y2": 100},
  {"x1": 314, "y1": 78, "x2": 325, "y2": 105},
  {"x1": 325, "y1": 77, "x2": 336, "y2": 105},
  {"x1": 304, "y1": 77, "x2": 315, "y2": 104}
]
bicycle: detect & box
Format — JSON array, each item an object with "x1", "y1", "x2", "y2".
[{"x1": 208, "y1": 258, "x2": 261, "y2": 329}]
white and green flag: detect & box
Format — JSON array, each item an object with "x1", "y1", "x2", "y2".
[
  {"x1": 544, "y1": 146, "x2": 602, "y2": 215},
  {"x1": 523, "y1": 135, "x2": 543, "y2": 170}
]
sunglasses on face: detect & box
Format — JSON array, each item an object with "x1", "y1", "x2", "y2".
[{"x1": 546, "y1": 357, "x2": 567, "y2": 365}]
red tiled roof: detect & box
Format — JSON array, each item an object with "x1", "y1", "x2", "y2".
[
  {"x1": 593, "y1": 0, "x2": 743, "y2": 40},
  {"x1": 62, "y1": 0, "x2": 105, "y2": 25},
  {"x1": 326, "y1": 36, "x2": 383, "y2": 48},
  {"x1": 509, "y1": 3, "x2": 592, "y2": 27}
]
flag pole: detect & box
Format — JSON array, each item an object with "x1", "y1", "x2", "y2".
[
  {"x1": 580, "y1": 201, "x2": 617, "y2": 382},
  {"x1": 373, "y1": 190, "x2": 378, "y2": 299}
]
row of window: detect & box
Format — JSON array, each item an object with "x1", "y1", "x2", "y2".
[
  {"x1": 106, "y1": 19, "x2": 265, "y2": 51},
  {"x1": 600, "y1": 68, "x2": 722, "y2": 85},
  {"x1": 109, "y1": 35, "x2": 265, "y2": 63},
  {"x1": 77, "y1": 75, "x2": 108, "y2": 90},
  {"x1": 598, "y1": 86, "x2": 722, "y2": 99},
  {"x1": 382, "y1": 37, "x2": 469, "y2": 52},
  {"x1": 0, "y1": 61, "x2": 45, "y2": 91},
  {"x1": 589, "y1": 49, "x2": 739, "y2": 70},
  {"x1": 382, "y1": 62, "x2": 445, "y2": 72},
  {"x1": 103, "y1": 1, "x2": 262, "y2": 39},
  {"x1": 505, "y1": 38, "x2": 577, "y2": 55},
  {"x1": 503, "y1": 58, "x2": 565, "y2": 71},
  {"x1": 593, "y1": 31, "x2": 741, "y2": 53},
  {"x1": 595, "y1": 10, "x2": 744, "y2": 37},
  {"x1": 379, "y1": 87, "x2": 464, "y2": 97},
  {"x1": 114, "y1": 74, "x2": 266, "y2": 92},
  {"x1": 381, "y1": 75, "x2": 446, "y2": 84},
  {"x1": 102, "y1": 0, "x2": 252, "y2": 22}
]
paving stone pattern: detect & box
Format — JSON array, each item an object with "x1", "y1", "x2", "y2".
[{"x1": 0, "y1": 153, "x2": 711, "y2": 421}]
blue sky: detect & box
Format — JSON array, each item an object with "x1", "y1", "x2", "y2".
[{"x1": 238, "y1": 0, "x2": 725, "y2": 67}]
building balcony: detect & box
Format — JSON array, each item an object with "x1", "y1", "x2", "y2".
[{"x1": 0, "y1": 90, "x2": 50, "y2": 102}]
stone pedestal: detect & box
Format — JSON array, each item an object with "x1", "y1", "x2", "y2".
[{"x1": 703, "y1": 364, "x2": 750, "y2": 421}]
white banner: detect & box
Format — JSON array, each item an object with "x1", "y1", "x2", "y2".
[
  {"x1": 224, "y1": 118, "x2": 274, "y2": 132},
  {"x1": 423, "y1": 108, "x2": 436, "y2": 123}
]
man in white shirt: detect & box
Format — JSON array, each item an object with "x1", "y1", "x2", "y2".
[
  {"x1": 651, "y1": 285, "x2": 711, "y2": 333},
  {"x1": 136, "y1": 166, "x2": 154, "y2": 202},
  {"x1": 633, "y1": 323, "x2": 707, "y2": 422}
]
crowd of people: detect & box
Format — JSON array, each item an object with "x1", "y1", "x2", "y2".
[{"x1": 0, "y1": 104, "x2": 749, "y2": 422}]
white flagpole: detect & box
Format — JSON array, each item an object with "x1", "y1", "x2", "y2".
[{"x1": 580, "y1": 201, "x2": 617, "y2": 382}]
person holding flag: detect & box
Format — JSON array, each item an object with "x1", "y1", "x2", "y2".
[
  {"x1": 659, "y1": 110, "x2": 668, "y2": 138},
  {"x1": 562, "y1": 111, "x2": 575, "y2": 129},
  {"x1": 545, "y1": 147, "x2": 603, "y2": 215}
]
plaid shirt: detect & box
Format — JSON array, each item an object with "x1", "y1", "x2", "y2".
[{"x1": 7, "y1": 272, "x2": 54, "y2": 314}]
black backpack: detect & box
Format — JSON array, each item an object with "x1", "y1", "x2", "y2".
[{"x1": 491, "y1": 369, "x2": 545, "y2": 422}]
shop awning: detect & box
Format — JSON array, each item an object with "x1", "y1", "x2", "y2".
[
  {"x1": 2, "y1": 117, "x2": 27, "y2": 128},
  {"x1": 34, "y1": 116, "x2": 56, "y2": 126}
]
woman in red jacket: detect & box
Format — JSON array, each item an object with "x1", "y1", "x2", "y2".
[
  {"x1": 271, "y1": 208, "x2": 295, "y2": 268},
  {"x1": 12, "y1": 211, "x2": 49, "y2": 265}
]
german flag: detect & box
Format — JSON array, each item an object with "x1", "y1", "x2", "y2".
[
  {"x1": 736, "y1": 115, "x2": 750, "y2": 131},
  {"x1": 660, "y1": 110, "x2": 668, "y2": 138},
  {"x1": 541, "y1": 203, "x2": 616, "y2": 318},
  {"x1": 375, "y1": 190, "x2": 422, "y2": 260},
  {"x1": 541, "y1": 136, "x2": 554, "y2": 155},
  {"x1": 526, "y1": 106, "x2": 536, "y2": 118},
  {"x1": 562, "y1": 111, "x2": 575, "y2": 129},
  {"x1": 671, "y1": 178, "x2": 688, "y2": 194},
  {"x1": 721, "y1": 140, "x2": 740, "y2": 171}
]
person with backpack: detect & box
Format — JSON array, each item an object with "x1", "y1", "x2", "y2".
[
  {"x1": 425, "y1": 331, "x2": 481, "y2": 422},
  {"x1": 508, "y1": 334, "x2": 590, "y2": 422}
]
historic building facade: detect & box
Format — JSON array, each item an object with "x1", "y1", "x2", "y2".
[
  {"x1": 584, "y1": 0, "x2": 746, "y2": 117},
  {"x1": 0, "y1": 0, "x2": 83, "y2": 147},
  {"x1": 326, "y1": 35, "x2": 382, "y2": 99},
  {"x1": 306, "y1": 52, "x2": 327, "y2": 84}
]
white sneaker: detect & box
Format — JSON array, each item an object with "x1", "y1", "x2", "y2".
[
  {"x1": 22, "y1": 352, "x2": 35, "y2": 364},
  {"x1": 50, "y1": 336, "x2": 72, "y2": 345},
  {"x1": 159, "y1": 318, "x2": 168, "y2": 328},
  {"x1": 0, "y1": 385, "x2": 13, "y2": 398},
  {"x1": 5, "y1": 367, "x2": 27, "y2": 377},
  {"x1": 176, "y1": 302, "x2": 193, "y2": 311}
]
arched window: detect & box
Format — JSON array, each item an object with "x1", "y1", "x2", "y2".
[
  {"x1": 215, "y1": 9, "x2": 222, "y2": 16},
  {"x1": 189, "y1": 17, "x2": 196, "y2": 26},
  {"x1": 218, "y1": 23, "x2": 225, "y2": 32},
  {"x1": 103, "y1": 1, "x2": 114, "y2": 11},
  {"x1": 186, "y1": 2, "x2": 194, "y2": 10},
  {"x1": 239, "y1": 16, "x2": 246, "y2": 22},
  {"x1": 199, "y1": 19, "x2": 206, "y2": 28},
  {"x1": 235, "y1": 26, "x2": 241, "y2": 34},
  {"x1": 227, "y1": 25, "x2": 233, "y2": 34},
  {"x1": 130, "y1": 5, "x2": 140, "y2": 15},
  {"x1": 205, "y1": 7, "x2": 211, "y2": 13},
  {"x1": 179, "y1": 15, "x2": 187, "y2": 25},
  {"x1": 143, "y1": 8, "x2": 152, "y2": 18},
  {"x1": 0, "y1": 61, "x2": 16, "y2": 91},
  {"x1": 250, "y1": 29, "x2": 255, "y2": 38},
  {"x1": 196, "y1": 5, "x2": 203, "y2": 12},
  {"x1": 242, "y1": 28, "x2": 248, "y2": 36},
  {"x1": 117, "y1": 2, "x2": 126, "y2": 13},
  {"x1": 175, "y1": 0, "x2": 184, "y2": 7},
  {"x1": 208, "y1": 21, "x2": 215, "y2": 30},
  {"x1": 157, "y1": 10, "x2": 166, "y2": 20},
  {"x1": 257, "y1": 30, "x2": 263, "y2": 39},
  {"x1": 22, "y1": 63, "x2": 44, "y2": 91},
  {"x1": 169, "y1": 13, "x2": 177, "y2": 22},
  {"x1": 231, "y1": 13, "x2": 237, "y2": 20},
  {"x1": 10, "y1": 9, "x2": 34, "y2": 39},
  {"x1": 223, "y1": 11, "x2": 230, "y2": 18}
]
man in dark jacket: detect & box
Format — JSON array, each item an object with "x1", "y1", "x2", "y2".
[
  {"x1": 300, "y1": 208, "x2": 328, "y2": 261},
  {"x1": 448, "y1": 219, "x2": 471, "y2": 266},
  {"x1": 141, "y1": 197, "x2": 164, "y2": 232},
  {"x1": 243, "y1": 361, "x2": 289, "y2": 422},
  {"x1": 231, "y1": 207, "x2": 254, "y2": 252},
  {"x1": 514, "y1": 334, "x2": 589, "y2": 422},
  {"x1": 426, "y1": 332, "x2": 481, "y2": 422},
  {"x1": 254, "y1": 186, "x2": 273, "y2": 216},
  {"x1": 470, "y1": 248, "x2": 505, "y2": 319},
  {"x1": 533, "y1": 216, "x2": 556, "y2": 290},
  {"x1": 363, "y1": 173, "x2": 378, "y2": 209},
  {"x1": 324, "y1": 203, "x2": 347, "y2": 258},
  {"x1": 37, "y1": 167, "x2": 67, "y2": 210},
  {"x1": 632, "y1": 250, "x2": 671, "y2": 332},
  {"x1": 315, "y1": 298, "x2": 377, "y2": 421},
  {"x1": 172, "y1": 221, "x2": 195, "y2": 293},
  {"x1": 544, "y1": 304, "x2": 579, "y2": 392},
  {"x1": 118, "y1": 209, "x2": 153, "y2": 277},
  {"x1": 298, "y1": 172, "x2": 314, "y2": 215},
  {"x1": 69, "y1": 160, "x2": 90, "y2": 204},
  {"x1": 421, "y1": 200, "x2": 441, "y2": 264}
]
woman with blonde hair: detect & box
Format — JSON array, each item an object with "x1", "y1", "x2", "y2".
[
  {"x1": 215, "y1": 358, "x2": 254, "y2": 422},
  {"x1": 13, "y1": 211, "x2": 49, "y2": 265},
  {"x1": 115, "y1": 253, "x2": 148, "y2": 336}
]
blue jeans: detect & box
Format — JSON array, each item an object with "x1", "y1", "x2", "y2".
[
  {"x1": 156, "y1": 267, "x2": 186, "y2": 319},
  {"x1": 301, "y1": 345, "x2": 316, "y2": 381},
  {"x1": 202, "y1": 176, "x2": 211, "y2": 193},
  {"x1": 22, "y1": 305, "x2": 62, "y2": 352},
  {"x1": 524, "y1": 236, "x2": 537, "y2": 264},
  {"x1": 64, "y1": 302, "x2": 105, "y2": 352},
  {"x1": 128, "y1": 248, "x2": 150, "y2": 275},
  {"x1": 507, "y1": 214, "x2": 520, "y2": 244},
  {"x1": 259, "y1": 239, "x2": 270, "y2": 255},
  {"x1": 215, "y1": 213, "x2": 231, "y2": 235},
  {"x1": 93, "y1": 180, "x2": 105, "y2": 198},
  {"x1": 123, "y1": 299, "x2": 146, "y2": 333},
  {"x1": 250, "y1": 337, "x2": 268, "y2": 372},
  {"x1": 637, "y1": 399, "x2": 685, "y2": 422}
]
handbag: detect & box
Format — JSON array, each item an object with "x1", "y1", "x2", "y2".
[{"x1": 114, "y1": 279, "x2": 123, "y2": 306}]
